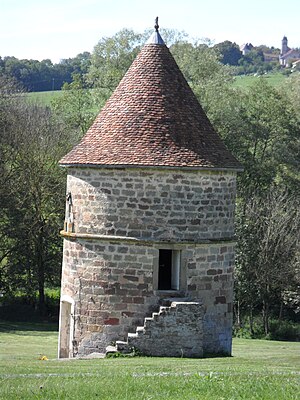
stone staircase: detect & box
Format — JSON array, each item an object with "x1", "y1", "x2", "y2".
[{"x1": 106, "y1": 301, "x2": 203, "y2": 358}]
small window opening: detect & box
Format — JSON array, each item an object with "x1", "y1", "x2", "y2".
[{"x1": 158, "y1": 249, "x2": 180, "y2": 290}]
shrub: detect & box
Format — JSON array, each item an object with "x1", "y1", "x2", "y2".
[
  {"x1": 268, "y1": 320, "x2": 300, "y2": 341},
  {"x1": 233, "y1": 316, "x2": 265, "y2": 339},
  {"x1": 0, "y1": 288, "x2": 60, "y2": 322},
  {"x1": 233, "y1": 316, "x2": 300, "y2": 341}
]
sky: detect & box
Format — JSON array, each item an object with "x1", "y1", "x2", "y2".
[{"x1": 1, "y1": 0, "x2": 300, "y2": 63}]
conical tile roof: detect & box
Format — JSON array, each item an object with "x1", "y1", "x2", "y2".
[{"x1": 59, "y1": 29, "x2": 242, "y2": 170}]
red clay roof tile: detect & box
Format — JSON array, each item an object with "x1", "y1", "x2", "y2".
[{"x1": 60, "y1": 38, "x2": 242, "y2": 170}]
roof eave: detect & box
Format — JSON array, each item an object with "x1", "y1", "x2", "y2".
[{"x1": 59, "y1": 162, "x2": 244, "y2": 173}]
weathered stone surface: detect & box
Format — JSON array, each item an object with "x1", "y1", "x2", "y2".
[
  {"x1": 59, "y1": 168, "x2": 237, "y2": 358},
  {"x1": 60, "y1": 238, "x2": 235, "y2": 356},
  {"x1": 125, "y1": 302, "x2": 203, "y2": 358},
  {"x1": 65, "y1": 168, "x2": 236, "y2": 241}
]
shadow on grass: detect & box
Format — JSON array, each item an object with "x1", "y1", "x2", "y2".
[
  {"x1": 0, "y1": 302, "x2": 58, "y2": 326},
  {"x1": 0, "y1": 321, "x2": 58, "y2": 334}
]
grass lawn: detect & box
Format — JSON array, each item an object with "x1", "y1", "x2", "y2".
[
  {"x1": 0, "y1": 321, "x2": 299, "y2": 399},
  {"x1": 26, "y1": 72, "x2": 288, "y2": 109},
  {"x1": 233, "y1": 72, "x2": 287, "y2": 89},
  {"x1": 26, "y1": 90, "x2": 63, "y2": 106}
]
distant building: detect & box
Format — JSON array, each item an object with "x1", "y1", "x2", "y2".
[
  {"x1": 279, "y1": 36, "x2": 300, "y2": 67},
  {"x1": 281, "y1": 36, "x2": 290, "y2": 55},
  {"x1": 240, "y1": 43, "x2": 253, "y2": 55},
  {"x1": 263, "y1": 53, "x2": 279, "y2": 63},
  {"x1": 292, "y1": 59, "x2": 300, "y2": 71}
]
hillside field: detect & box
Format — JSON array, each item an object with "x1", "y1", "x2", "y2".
[
  {"x1": 233, "y1": 72, "x2": 288, "y2": 88},
  {"x1": 26, "y1": 90, "x2": 63, "y2": 106},
  {"x1": 26, "y1": 72, "x2": 292, "y2": 107},
  {"x1": 0, "y1": 322, "x2": 299, "y2": 400}
]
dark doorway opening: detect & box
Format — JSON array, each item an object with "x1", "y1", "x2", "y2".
[
  {"x1": 158, "y1": 249, "x2": 180, "y2": 290},
  {"x1": 158, "y1": 249, "x2": 172, "y2": 290}
]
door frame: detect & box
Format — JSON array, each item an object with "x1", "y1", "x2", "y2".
[{"x1": 58, "y1": 295, "x2": 75, "y2": 358}]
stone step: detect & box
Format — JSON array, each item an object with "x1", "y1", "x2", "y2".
[
  {"x1": 127, "y1": 332, "x2": 138, "y2": 339},
  {"x1": 160, "y1": 297, "x2": 191, "y2": 306},
  {"x1": 116, "y1": 340, "x2": 131, "y2": 353},
  {"x1": 144, "y1": 317, "x2": 154, "y2": 328},
  {"x1": 105, "y1": 345, "x2": 118, "y2": 355},
  {"x1": 158, "y1": 306, "x2": 171, "y2": 316},
  {"x1": 159, "y1": 306, "x2": 169, "y2": 311},
  {"x1": 114, "y1": 302, "x2": 203, "y2": 357},
  {"x1": 127, "y1": 301, "x2": 203, "y2": 357},
  {"x1": 152, "y1": 312, "x2": 159, "y2": 320}
]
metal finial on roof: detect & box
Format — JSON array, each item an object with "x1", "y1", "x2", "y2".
[
  {"x1": 155, "y1": 17, "x2": 159, "y2": 32},
  {"x1": 146, "y1": 17, "x2": 165, "y2": 45}
]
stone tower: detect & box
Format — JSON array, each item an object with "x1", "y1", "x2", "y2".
[
  {"x1": 281, "y1": 35, "x2": 289, "y2": 55},
  {"x1": 58, "y1": 23, "x2": 242, "y2": 359}
]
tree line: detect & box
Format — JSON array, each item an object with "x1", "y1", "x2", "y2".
[
  {"x1": 0, "y1": 52, "x2": 91, "y2": 92},
  {"x1": 0, "y1": 31, "x2": 285, "y2": 93},
  {"x1": 0, "y1": 29, "x2": 299, "y2": 336}
]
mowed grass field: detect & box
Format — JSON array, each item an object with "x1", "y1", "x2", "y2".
[
  {"x1": 0, "y1": 322, "x2": 299, "y2": 400},
  {"x1": 26, "y1": 72, "x2": 290, "y2": 107},
  {"x1": 26, "y1": 90, "x2": 63, "y2": 106},
  {"x1": 233, "y1": 72, "x2": 287, "y2": 89}
]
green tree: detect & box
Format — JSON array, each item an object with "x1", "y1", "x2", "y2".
[
  {"x1": 87, "y1": 29, "x2": 143, "y2": 103},
  {"x1": 0, "y1": 75, "x2": 24, "y2": 294},
  {"x1": 213, "y1": 40, "x2": 242, "y2": 66},
  {"x1": 239, "y1": 48, "x2": 265, "y2": 73},
  {"x1": 64, "y1": 29, "x2": 193, "y2": 127},
  {"x1": 207, "y1": 78, "x2": 300, "y2": 197},
  {"x1": 203, "y1": 75, "x2": 300, "y2": 328},
  {"x1": 0, "y1": 78, "x2": 74, "y2": 312},
  {"x1": 284, "y1": 73, "x2": 300, "y2": 117},
  {"x1": 235, "y1": 189, "x2": 300, "y2": 334},
  {"x1": 51, "y1": 73, "x2": 96, "y2": 135},
  {"x1": 170, "y1": 40, "x2": 234, "y2": 113},
  {"x1": 1, "y1": 53, "x2": 91, "y2": 92}
]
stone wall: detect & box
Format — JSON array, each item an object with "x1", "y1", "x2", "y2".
[
  {"x1": 66, "y1": 167, "x2": 236, "y2": 241},
  {"x1": 60, "y1": 238, "x2": 235, "y2": 356},
  {"x1": 59, "y1": 166, "x2": 237, "y2": 357},
  {"x1": 126, "y1": 302, "x2": 204, "y2": 357},
  {"x1": 61, "y1": 238, "x2": 157, "y2": 355},
  {"x1": 185, "y1": 244, "x2": 235, "y2": 355}
]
